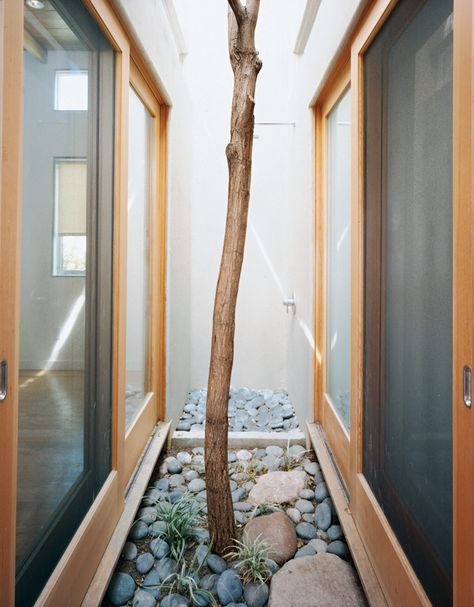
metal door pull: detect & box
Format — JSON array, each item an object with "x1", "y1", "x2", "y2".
[
  {"x1": 0, "y1": 360, "x2": 7, "y2": 402},
  {"x1": 463, "y1": 365, "x2": 471, "y2": 408}
]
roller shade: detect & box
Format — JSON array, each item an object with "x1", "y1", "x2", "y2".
[{"x1": 56, "y1": 160, "x2": 87, "y2": 235}]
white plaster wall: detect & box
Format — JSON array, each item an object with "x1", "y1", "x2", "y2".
[
  {"x1": 113, "y1": 0, "x2": 193, "y2": 424},
  {"x1": 174, "y1": 0, "x2": 366, "y2": 423}
]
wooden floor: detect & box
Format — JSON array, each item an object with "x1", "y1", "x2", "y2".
[{"x1": 16, "y1": 370, "x2": 84, "y2": 567}]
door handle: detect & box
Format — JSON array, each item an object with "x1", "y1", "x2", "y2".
[
  {"x1": 0, "y1": 360, "x2": 7, "y2": 402},
  {"x1": 463, "y1": 365, "x2": 472, "y2": 408}
]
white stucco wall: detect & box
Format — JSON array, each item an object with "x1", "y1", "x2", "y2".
[{"x1": 172, "y1": 0, "x2": 366, "y2": 423}]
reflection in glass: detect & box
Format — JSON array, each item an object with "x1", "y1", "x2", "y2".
[
  {"x1": 125, "y1": 87, "x2": 152, "y2": 429},
  {"x1": 326, "y1": 87, "x2": 351, "y2": 431}
]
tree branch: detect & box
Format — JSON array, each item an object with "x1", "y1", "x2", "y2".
[{"x1": 227, "y1": 0, "x2": 244, "y2": 23}]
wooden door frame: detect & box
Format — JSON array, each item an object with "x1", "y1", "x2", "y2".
[
  {"x1": 315, "y1": 0, "x2": 473, "y2": 604},
  {"x1": 315, "y1": 59, "x2": 352, "y2": 487},
  {"x1": 0, "y1": 0, "x2": 169, "y2": 604},
  {"x1": 123, "y1": 59, "x2": 167, "y2": 485}
]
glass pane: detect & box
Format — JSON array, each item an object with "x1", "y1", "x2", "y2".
[
  {"x1": 125, "y1": 86, "x2": 152, "y2": 429},
  {"x1": 326, "y1": 87, "x2": 351, "y2": 431},
  {"x1": 363, "y1": 0, "x2": 453, "y2": 604},
  {"x1": 18, "y1": 0, "x2": 114, "y2": 599}
]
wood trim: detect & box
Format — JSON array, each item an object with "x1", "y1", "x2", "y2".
[
  {"x1": 314, "y1": 60, "x2": 351, "y2": 488},
  {"x1": 124, "y1": 395, "x2": 157, "y2": 484},
  {"x1": 354, "y1": 474, "x2": 431, "y2": 607},
  {"x1": 34, "y1": 472, "x2": 122, "y2": 607},
  {"x1": 307, "y1": 423, "x2": 387, "y2": 607},
  {"x1": 82, "y1": 422, "x2": 170, "y2": 606},
  {"x1": 452, "y1": 0, "x2": 474, "y2": 604},
  {"x1": 0, "y1": 1, "x2": 23, "y2": 604}
]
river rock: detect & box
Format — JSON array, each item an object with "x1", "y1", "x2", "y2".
[
  {"x1": 267, "y1": 554, "x2": 367, "y2": 607},
  {"x1": 107, "y1": 572, "x2": 136, "y2": 605},
  {"x1": 248, "y1": 471, "x2": 306, "y2": 505},
  {"x1": 244, "y1": 512, "x2": 297, "y2": 565}
]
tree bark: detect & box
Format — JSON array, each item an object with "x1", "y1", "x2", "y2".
[{"x1": 205, "y1": 0, "x2": 262, "y2": 555}]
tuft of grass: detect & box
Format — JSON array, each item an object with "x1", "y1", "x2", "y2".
[
  {"x1": 233, "y1": 457, "x2": 266, "y2": 482},
  {"x1": 249, "y1": 501, "x2": 282, "y2": 519},
  {"x1": 162, "y1": 553, "x2": 218, "y2": 607},
  {"x1": 280, "y1": 439, "x2": 308, "y2": 471},
  {"x1": 155, "y1": 494, "x2": 205, "y2": 562},
  {"x1": 226, "y1": 533, "x2": 273, "y2": 585}
]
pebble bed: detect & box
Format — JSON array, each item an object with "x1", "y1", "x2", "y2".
[
  {"x1": 176, "y1": 388, "x2": 300, "y2": 433},
  {"x1": 104, "y1": 445, "x2": 352, "y2": 607}
]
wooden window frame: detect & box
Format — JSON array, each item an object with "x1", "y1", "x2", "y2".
[
  {"x1": 315, "y1": 60, "x2": 352, "y2": 488},
  {"x1": 315, "y1": 0, "x2": 474, "y2": 605},
  {"x1": 123, "y1": 60, "x2": 167, "y2": 485},
  {"x1": 0, "y1": 0, "x2": 168, "y2": 604}
]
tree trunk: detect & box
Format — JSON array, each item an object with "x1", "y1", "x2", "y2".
[{"x1": 205, "y1": 0, "x2": 262, "y2": 555}]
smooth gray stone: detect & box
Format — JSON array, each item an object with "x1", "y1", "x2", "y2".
[
  {"x1": 314, "y1": 482, "x2": 329, "y2": 502},
  {"x1": 155, "y1": 478, "x2": 169, "y2": 491},
  {"x1": 232, "y1": 487, "x2": 246, "y2": 503},
  {"x1": 216, "y1": 569, "x2": 243, "y2": 605},
  {"x1": 207, "y1": 553, "x2": 228, "y2": 574},
  {"x1": 327, "y1": 524, "x2": 343, "y2": 541},
  {"x1": 122, "y1": 541, "x2": 137, "y2": 561},
  {"x1": 128, "y1": 520, "x2": 148, "y2": 540},
  {"x1": 200, "y1": 573, "x2": 219, "y2": 592},
  {"x1": 193, "y1": 446, "x2": 205, "y2": 455},
  {"x1": 308, "y1": 538, "x2": 328, "y2": 554},
  {"x1": 107, "y1": 572, "x2": 136, "y2": 606},
  {"x1": 286, "y1": 508, "x2": 301, "y2": 524},
  {"x1": 184, "y1": 404, "x2": 196, "y2": 413},
  {"x1": 265, "y1": 558, "x2": 280, "y2": 574},
  {"x1": 176, "y1": 421, "x2": 191, "y2": 431},
  {"x1": 150, "y1": 538, "x2": 170, "y2": 559},
  {"x1": 137, "y1": 506, "x2": 158, "y2": 524},
  {"x1": 304, "y1": 461, "x2": 319, "y2": 476},
  {"x1": 243, "y1": 581, "x2": 269, "y2": 607},
  {"x1": 234, "y1": 511, "x2": 247, "y2": 524},
  {"x1": 248, "y1": 396, "x2": 265, "y2": 408},
  {"x1": 324, "y1": 496, "x2": 337, "y2": 516},
  {"x1": 192, "y1": 590, "x2": 210, "y2": 606},
  {"x1": 149, "y1": 520, "x2": 167, "y2": 537},
  {"x1": 295, "y1": 545, "x2": 317, "y2": 558},
  {"x1": 327, "y1": 540, "x2": 350, "y2": 560},
  {"x1": 295, "y1": 499, "x2": 315, "y2": 514},
  {"x1": 302, "y1": 513, "x2": 315, "y2": 522},
  {"x1": 169, "y1": 474, "x2": 186, "y2": 488},
  {"x1": 156, "y1": 557, "x2": 178, "y2": 582},
  {"x1": 315, "y1": 502, "x2": 332, "y2": 531},
  {"x1": 295, "y1": 522, "x2": 317, "y2": 540},
  {"x1": 299, "y1": 489, "x2": 314, "y2": 500},
  {"x1": 167, "y1": 459, "x2": 183, "y2": 474},
  {"x1": 194, "y1": 527, "x2": 210, "y2": 543},
  {"x1": 136, "y1": 552, "x2": 155, "y2": 574},
  {"x1": 183, "y1": 469, "x2": 199, "y2": 482},
  {"x1": 133, "y1": 590, "x2": 157, "y2": 607},
  {"x1": 143, "y1": 488, "x2": 162, "y2": 506},
  {"x1": 288, "y1": 444, "x2": 305, "y2": 457},
  {"x1": 229, "y1": 480, "x2": 238, "y2": 492},
  {"x1": 188, "y1": 478, "x2": 206, "y2": 493},
  {"x1": 234, "y1": 501, "x2": 253, "y2": 512},
  {"x1": 160, "y1": 594, "x2": 189, "y2": 607},
  {"x1": 142, "y1": 570, "x2": 162, "y2": 599},
  {"x1": 195, "y1": 544, "x2": 209, "y2": 566},
  {"x1": 262, "y1": 455, "x2": 279, "y2": 471},
  {"x1": 169, "y1": 490, "x2": 185, "y2": 504},
  {"x1": 177, "y1": 451, "x2": 193, "y2": 464},
  {"x1": 228, "y1": 453, "x2": 237, "y2": 464},
  {"x1": 314, "y1": 470, "x2": 325, "y2": 485},
  {"x1": 266, "y1": 445, "x2": 283, "y2": 458}
]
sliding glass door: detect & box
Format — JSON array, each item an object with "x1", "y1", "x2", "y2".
[
  {"x1": 17, "y1": 0, "x2": 114, "y2": 603},
  {"x1": 363, "y1": 0, "x2": 453, "y2": 603}
]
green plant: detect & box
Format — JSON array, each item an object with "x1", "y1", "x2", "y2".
[
  {"x1": 155, "y1": 494, "x2": 205, "y2": 562},
  {"x1": 226, "y1": 533, "x2": 273, "y2": 585},
  {"x1": 162, "y1": 552, "x2": 218, "y2": 607},
  {"x1": 233, "y1": 457, "x2": 266, "y2": 482},
  {"x1": 280, "y1": 440, "x2": 308, "y2": 471},
  {"x1": 249, "y1": 501, "x2": 282, "y2": 519}
]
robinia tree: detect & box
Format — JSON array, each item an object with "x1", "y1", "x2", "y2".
[{"x1": 204, "y1": 0, "x2": 262, "y2": 555}]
